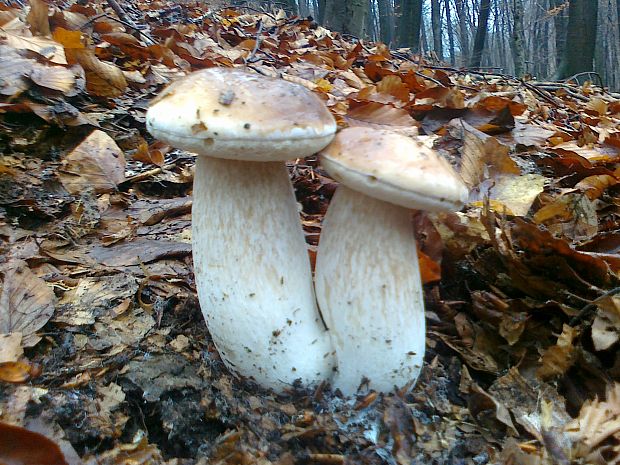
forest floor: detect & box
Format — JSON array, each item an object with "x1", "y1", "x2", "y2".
[{"x1": 1, "y1": 1, "x2": 620, "y2": 464}]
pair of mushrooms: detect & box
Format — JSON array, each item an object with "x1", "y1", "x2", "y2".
[{"x1": 146, "y1": 68, "x2": 468, "y2": 395}]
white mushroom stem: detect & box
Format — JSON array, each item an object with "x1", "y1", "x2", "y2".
[
  {"x1": 192, "y1": 156, "x2": 334, "y2": 390},
  {"x1": 315, "y1": 186, "x2": 425, "y2": 395}
]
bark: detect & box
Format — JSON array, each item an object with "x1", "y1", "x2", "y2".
[
  {"x1": 454, "y1": 0, "x2": 469, "y2": 63},
  {"x1": 469, "y1": 0, "x2": 491, "y2": 68},
  {"x1": 397, "y1": 0, "x2": 423, "y2": 51},
  {"x1": 512, "y1": 0, "x2": 525, "y2": 76},
  {"x1": 317, "y1": 0, "x2": 326, "y2": 24},
  {"x1": 431, "y1": 0, "x2": 443, "y2": 59},
  {"x1": 551, "y1": 0, "x2": 568, "y2": 66},
  {"x1": 323, "y1": 0, "x2": 369, "y2": 37},
  {"x1": 378, "y1": 0, "x2": 394, "y2": 45},
  {"x1": 617, "y1": 0, "x2": 620, "y2": 40},
  {"x1": 366, "y1": 0, "x2": 378, "y2": 41},
  {"x1": 554, "y1": 0, "x2": 598, "y2": 79},
  {"x1": 444, "y1": 0, "x2": 456, "y2": 64},
  {"x1": 282, "y1": 0, "x2": 299, "y2": 15}
]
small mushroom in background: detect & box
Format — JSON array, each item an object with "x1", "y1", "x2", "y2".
[
  {"x1": 315, "y1": 126, "x2": 469, "y2": 396},
  {"x1": 146, "y1": 68, "x2": 336, "y2": 391}
]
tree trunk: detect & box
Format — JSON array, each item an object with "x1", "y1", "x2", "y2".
[
  {"x1": 512, "y1": 0, "x2": 525, "y2": 76},
  {"x1": 617, "y1": 0, "x2": 620, "y2": 40},
  {"x1": 366, "y1": 0, "x2": 378, "y2": 41},
  {"x1": 317, "y1": 0, "x2": 326, "y2": 23},
  {"x1": 324, "y1": 0, "x2": 369, "y2": 37},
  {"x1": 431, "y1": 0, "x2": 443, "y2": 60},
  {"x1": 551, "y1": 0, "x2": 568, "y2": 67},
  {"x1": 397, "y1": 0, "x2": 423, "y2": 51},
  {"x1": 378, "y1": 0, "x2": 394, "y2": 45},
  {"x1": 554, "y1": 0, "x2": 598, "y2": 79},
  {"x1": 469, "y1": 0, "x2": 491, "y2": 68},
  {"x1": 454, "y1": 0, "x2": 469, "y2": 64},
  {"x1": 444, "y1": 0, "x2": 456, "y2": 64},
  {"x1": 282, "y1": 0, "x2": 299, "y2": 15}
]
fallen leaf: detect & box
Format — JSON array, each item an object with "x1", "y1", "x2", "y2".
[
  {"x1": 58, "y1": 129, "x2": 126, "y2": 194},
  {"x1": 537, "y1": 324, "x2": 579, "y2": 380},
  {"x1": 0, "y1": 332, "x2": 23, "y2": 363},
  {"x1": 0, "y1": 421, "x2": 68, "y2": 465},
  {"x1": 0, "y1": 260, "x2": 56, "y2": 347},
  {"x1": 26, "y1": 0, "x2": 51, "y2": 37},
  {"x1": 73, "y1": 49, "x2": 127, "y2": 97}
]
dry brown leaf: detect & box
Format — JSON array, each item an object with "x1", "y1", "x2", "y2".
[
  {"x1": 458, "y1": 120, "x2": 520, "y2": 190},
  {"x1": 58, "y1": 130, "x2": 126, "y2": 195},
  {"x1": 537, "y1": 324, "x2": 579, "y2": 380},
  {"x1": 73, "y1": 49, "x2": 127, "y2": 97},
  {"x1": 0, "y1": 45, "x2": 34, "y2": 95},
  {"x1": 591, "y1": 295, "x2": 620, "y2": 351},
  {"x1": 376, "y1": 75, "x2": 410, "y2": 102},
  {"x1": 565, "y1": 383, "x2": 620, "y2": 459},
  {"x1": 29, "y1": 65, "x2": 77, "y2": 93},
  {"x1": 575, "y1": 174, "x2": 618, "y2": 200},
  {"x1": 533, "y1": 193, "x2": 598, "y2": 241},
  {"x1": 344, "y1": 101, "x2": 417, "y2": 133},
  {"x1": 0, "y1": 360, "x2": 41, "y2": 383},
  {"x1": 26, "y1": 0, "x2": 51, "y2": 37},
  {"x1": 0, "y1": 333, "x2": 23, "y2": 363},
  {"x1": 0, "y1": 260, "x2": 56, "y2": 347},
  {"x1": 1, "y1": 31, "x2": 67, "y2": 64}
]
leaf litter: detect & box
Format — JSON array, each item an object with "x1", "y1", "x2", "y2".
[{"x1": 0, "y1": 0, "x2": 619, "y2": 463}]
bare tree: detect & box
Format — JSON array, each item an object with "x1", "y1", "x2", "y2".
[
  {"x1": 378, "y1": 0, "x2": 395, "y2": 45},
  {"x1": 453, "y1": 0, "x2": 470, "y2": 63},
  {"x1": 444, "y1": 0, "x2": 456, "y2": 64},
  {"x1": 397, "y1": 0, "x2": 423, "y2": 51},
  {"x1": 323, "y1": 0, "x2": 369, "y2": 37},
  {"x1": 431, "y1": 0, "x2": 443, "y2": 59},
  {"x1": 555, "y1": 0, "x2": 598, "y2": 79},
  {"x1": 469, "y1": 0, "x2": 491, "y2": 68},
  {"x1": 512, "y1": 0, "x2": 525, "y2": 76}
]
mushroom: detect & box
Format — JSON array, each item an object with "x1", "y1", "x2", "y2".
[
  {"x1": 314, "y1": 127, "x2": 468, "y2": 395},
  {"x1": 146, "y1": 68, "x2": 336, "y2": 391}
]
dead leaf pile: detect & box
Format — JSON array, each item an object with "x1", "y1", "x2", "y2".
[{"x1": 1, "y1": 0, "x2": 620, "y2": 463}]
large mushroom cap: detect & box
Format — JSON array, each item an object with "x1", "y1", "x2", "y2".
[
  {"x1": 320, "y1": 127, "x2": 469, "y2": 211},
  {"x1": 146, "y1": 68, "x2": 337, "y2": 161}
]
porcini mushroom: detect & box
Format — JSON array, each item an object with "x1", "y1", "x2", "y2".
[
  {"x1": 315, "y1": 127, "x2": 468, "y2": 395},
  {"x1": 146, "y1": 68, "x2": 336, "y2": 391}
]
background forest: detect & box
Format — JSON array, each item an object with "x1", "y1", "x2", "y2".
[{"x1": 235, "y1": 0, "x2": 620, "y2": 90}]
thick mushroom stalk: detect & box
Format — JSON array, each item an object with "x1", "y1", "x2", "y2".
[
  {"x1": 146, "y1": 68, "x2": 337, "y2": 390},
  {"x1": 315, "y1": 127, "x2": 468, "y2": 395},
  {"x1": 315, "y1": 186, "x2": 425, "y2": 394},
  {"x1": 193, "y1": 158, "x2": 333, "y2": 388}
]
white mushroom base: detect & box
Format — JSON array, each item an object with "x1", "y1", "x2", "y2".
[
  {"x1": 315, "y1": 186, "x2": 426, "y2": 395},
  {"x1": 192, "y1": 156, "x2": 334, "y2": 390}
]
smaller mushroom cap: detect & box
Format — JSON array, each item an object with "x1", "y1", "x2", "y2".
[
  {"x1": 320, "y1": 127, "x2": 468, "y2": 211},
  {"x1": 146, "y1": 68, "x2": 337, "y2": 162}
]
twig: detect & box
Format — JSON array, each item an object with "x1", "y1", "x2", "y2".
[
  {"x1": 305, "y1": 454, "x2": 345, "y2": 464},
  {"x1": 245, "y1": 19, "x2": 264, "y2": 63},
  {"x1": 569, "y1": 286, "x2": 620, "y2": 326},
  {"x1": 105, "y1": 0, "x2": 155, "y2": 45}
]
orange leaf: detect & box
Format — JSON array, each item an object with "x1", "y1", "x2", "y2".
[
  {"x1": 0, "y1": 421, "x2": 68, "y2": 465},
  {"x1": 418, "y1": 250, "x2": 441, "y2": 284},
  {"x1": 0, "y1": 360, "x2": 41, "y2": 383}
]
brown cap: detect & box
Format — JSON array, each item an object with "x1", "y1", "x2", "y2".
[
  {"x1": 320, "y1": 127, "x2": 468, "y2": 211},
  {"x1": 146, "y1": 68, "x2": 336, "y2": 161}
]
